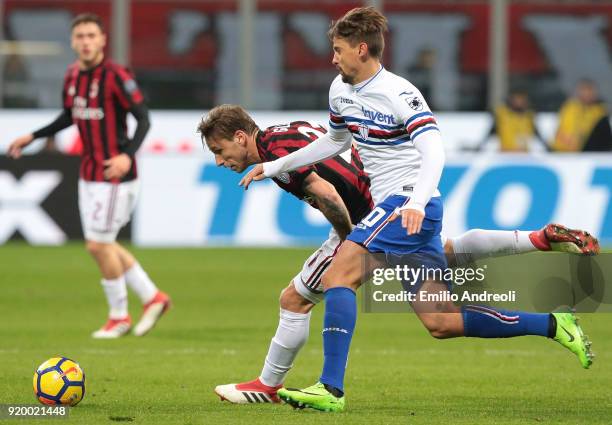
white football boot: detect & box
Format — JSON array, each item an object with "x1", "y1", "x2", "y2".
[
  {"x1": 133, "y1": 291, "x2": 171, "y2": 336},
  {"x1": 91, "y1": 316, "x2": 132, "y2": 339}
]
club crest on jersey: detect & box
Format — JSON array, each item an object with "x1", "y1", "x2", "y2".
[
  {"x1": 406, "y1": 96, "x2": 424, "y2": 111},
  {"x1": 276, "y1": 172, "x2": 291, "y2": 184},
  {"x1": 89, "y1": 79, "x2": 99, "y2": 98},
  {"x1": 68, "y1": 85, "x2": 76, "y2": 96},
  {"x1": 358, "y1": 123, "x2": 369, "y2": 140}
]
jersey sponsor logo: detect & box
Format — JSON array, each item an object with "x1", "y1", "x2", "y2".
[
  {"x1": 358, "y1": 122, "x2": 369, "y2": 140},
  {"x1": 89, "y1": 79, "x2": 99, "y2": 98},
  {"x1": 339, "y1": 96, "x2": 354, "y2": 104},
  {"x1": 72, "y1": 96, "x2": 104, "y2": 120},
  {"x1": 406, "y1": 96, "x2": 424, "y2": 111},
  {"x1": 361, "y1": 107, "x2": 396, "y2": 125}
]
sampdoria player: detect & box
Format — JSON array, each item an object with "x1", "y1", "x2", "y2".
[
  {"x1": 8, "y1": 13, "x2": 170, "y2": 338},
  {"x1": 200, "y1": 105, "x2": 598, "y2": 405},
  {"x1": 240, "y1": 7, "x2": 595, "y2": 411}
]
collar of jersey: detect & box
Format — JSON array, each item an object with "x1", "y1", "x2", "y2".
[
  {"x1": 352, "y1": 65, "x2": 384, "y2": 93},
  {"x1": 254, "y1": 129, "x2": 265, "y2": 157},
  {"x1": 79, "y1": 57, "x2": 106, "y2": 74}
]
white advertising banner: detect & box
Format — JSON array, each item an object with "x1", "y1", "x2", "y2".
[
  {"x1": 1, "y1": 111, "x2": 610, "y2": 247},
  {"x1": 133, "y1": 153, "x2": 612, "y2": 247}
]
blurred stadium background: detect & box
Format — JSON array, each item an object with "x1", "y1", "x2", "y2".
[{"x1": 1, "y1": 0, "x2": 611, "y2": 248}]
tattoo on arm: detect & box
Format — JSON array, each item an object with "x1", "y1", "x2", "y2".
[
  {"x1": 303, "y1": 172, "x2": 352, "y2": 240},
  {"x1": 316, "y1": 194, "x2": 352, "y2": 240}
]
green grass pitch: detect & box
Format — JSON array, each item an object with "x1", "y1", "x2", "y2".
[{"x1": 0, "y1": 242, "x2": 610, "y2": 424}]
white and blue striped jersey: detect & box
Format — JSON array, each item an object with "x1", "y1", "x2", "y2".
[{"x1": 328, "y1": 66, "x2": 440, "y2": 204}]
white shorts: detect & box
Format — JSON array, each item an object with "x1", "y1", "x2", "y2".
[
  {"x1": 293, "y1": 228, "x2": 343, "y2": 304},
  {"x1": 78, "y1": 179, "x2": 139, "y2": 243}
]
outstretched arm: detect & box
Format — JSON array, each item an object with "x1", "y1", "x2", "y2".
[
  {"x1": 239, "y1": 130, "x2": 353, "y2": 190},
  {"x1": 8, "y1": 109, "x2": 72, "y2": 158}
]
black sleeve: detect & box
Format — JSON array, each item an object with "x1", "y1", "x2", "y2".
[
  {"x1": 32, "y1": 109, "x2": 72, "y2": 139},
  {"x1": 122, "y1": 102, "x2": 151, "y2": 156}
]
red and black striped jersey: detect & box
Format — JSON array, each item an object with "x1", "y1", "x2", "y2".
[
  {"x1": 256, "y1": 121, "x2": 374, "y2": 225},
  {"x1": 62, "y1": 59, "x2": 144, "y2": 182}
]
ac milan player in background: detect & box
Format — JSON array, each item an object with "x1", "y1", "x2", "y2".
[{"x1": 8, "y1": 13, "x2": 170, "y2": 338}]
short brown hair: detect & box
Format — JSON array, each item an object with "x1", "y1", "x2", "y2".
[
  {"x1": 197, "y1": 104, "x2": 259, "y2": 145},
  {"x1": 71, "y1": 13, "x2": 105, "y2": 33},
  {"x1": 328, "y1": 7, "x2": 387, "y2": 59}
]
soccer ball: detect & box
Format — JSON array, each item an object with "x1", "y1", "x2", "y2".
[{"x1": 32, "y1": 357, "x2": 85, "y2": 406}]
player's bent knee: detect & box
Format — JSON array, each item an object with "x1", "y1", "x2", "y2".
[
  {"x1": 85, "y1": 240, "x2": 113, "y2": 257},
  {"x1": 85, "y1": 240, "x2": 102, "y2": 255},
  {"x1": 279, "y1": 284, "x2": 294, "y2": 305},
  {"x1": 320, "y1": 241, "x2": 369, "y2": 291},
  {"x1": 280, "y1": 282, "x2": 314, "y2": 314}
]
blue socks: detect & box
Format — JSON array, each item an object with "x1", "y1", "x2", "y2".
[
  {"x1": 462, "y1": 305, "x2": 551, "y2": 338},
  {"x1": 319, "y1": 287, "x2": 356, "y2": 393},
  {"x1": 317, "y1": 295, "x2": 551, "y2": 394}
]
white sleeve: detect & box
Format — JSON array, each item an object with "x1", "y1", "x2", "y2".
[
  {"x1": 399, "y1": 130, "x2": 445, "y2": 213},
  {"x1": 262, "y1": 130, "x2": 353, "y2": 177},
  {"x1": 390, "y1": 86, "x2": 444, "y2": 213}
]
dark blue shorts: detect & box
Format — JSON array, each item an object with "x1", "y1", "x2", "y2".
[{"x1": 348, "y1": 194, "x2": 447, "y2": 273}]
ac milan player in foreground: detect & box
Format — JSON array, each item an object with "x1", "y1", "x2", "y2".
[
  {"x1": 198, "y1": 105, "x2": 599, "y2": 406},
  {"x1": 8, "y1": 13, "x2": 170, "y2": 338},
  {"x1": 240, "y1": 7, "x2": 595, "y2": 412}
]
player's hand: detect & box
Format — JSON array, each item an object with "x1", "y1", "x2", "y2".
[
  {"x1": 8, "y1": 134, "x2": 34, "y2": 159},
  {"x1": 401, "y1": 208, "x2": 424, "y2": 235},
  {"x1": 239, "y1": 163, "x2": 267, "y2": 190},
  {"x1": 103, "y1": 153, "x2": 132, "y2": 180},
  {"x1": 390, "y1": 207, "x2": 425, "y2": 235}
]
